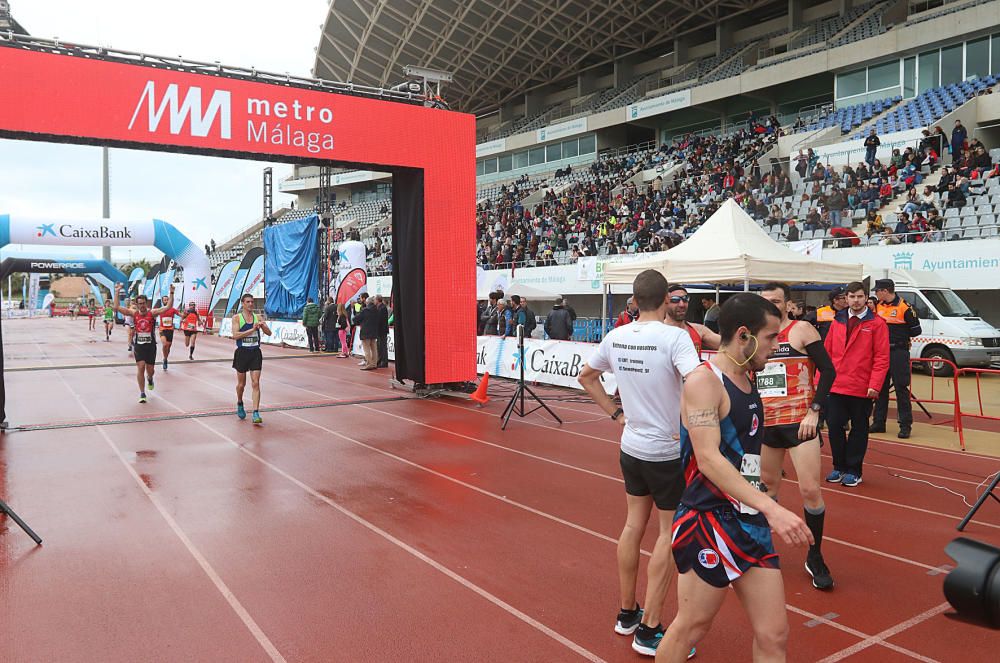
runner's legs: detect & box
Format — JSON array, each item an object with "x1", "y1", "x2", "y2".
[
  {"x1": 619, "y1": 493, "x2": 653, "y2": 610},
  {"x1": 655, "y1": 572, "x2": 727, "y2": 663},
  {"x1": 732, "y1": 567, "x2": 789, "y2": 662}
]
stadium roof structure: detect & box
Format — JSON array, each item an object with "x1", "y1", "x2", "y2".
[{"x1": 314, "y1": 0, "x2": 781, "y2": 115}]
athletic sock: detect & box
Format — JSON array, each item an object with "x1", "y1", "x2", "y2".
[
  {"x1": 804, "y1": 505, "x2": 825, "y2": 555},
  {"x1": 620, "y1": 604, "x2": 641, "y2": 616}
]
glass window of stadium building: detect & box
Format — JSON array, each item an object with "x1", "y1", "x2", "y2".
[
  {"x1": 834, "y1": 32, "x2": 1000, "y2": 107},
  {"x1": 476, "y1": 133, "x2": 596, "y2": 180}
]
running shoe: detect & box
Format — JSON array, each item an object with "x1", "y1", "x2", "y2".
[
  {"x1": 189, "y1": 350, "x2": 194, "y2": 360},
  {"x1": 841, "y1": 473, "x2": 862, "y2": 487},
  {"x1": 614, "y1": 605, "x2": 643, "y2": 635},
  {"x1": 632, "y1": 625, "x2": 696, "y2": 658},
  {"x1": 632, "y1": 624, "x2": 663, "y2": 656},
  {"x1": 825, "y1": 470, "x2": 843, "y2": 483},
  {"x1": 139, "y1": 393, "x2": 147, "y2": 404},
  {"x1": 805, "y1": 552, "x2": 835, "y2": 590},
  {"x1": 163, "y1": 359, "x2": 168, "y2": 371},
  {"x1": 237, "y1": 403, "x2": 246, "y2": 420},
  {"x1": 252, "y1": 411, "x2": 263, "y2": 425},
  {"x1": 147, "y1": 379, "x2": 154, "y2": 391}
]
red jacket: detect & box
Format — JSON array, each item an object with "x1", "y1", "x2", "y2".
[
  {"x1": 615, "y1": 309, "x2": 638, "y2": 328},
  {"x1": 823, "y1": 308, "x2": 890, "y2": 398}
]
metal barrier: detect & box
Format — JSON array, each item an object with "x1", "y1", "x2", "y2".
[
  {"x1": 956, "y1": 368, "x2": 1000, "y2": 439},
  {"x1": 906, "y1": 357, "x2": 965, "y2": 450}
]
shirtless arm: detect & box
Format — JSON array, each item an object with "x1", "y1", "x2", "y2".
[
  {"x1": 112, "y1": 285, "x2": 134, "y2": 317},
  {"x1": 690, "y1": 322, "x2": 721, "y2": 351},
  {"x1": 683, "y1": 368, "x2": 813, "y2": 547},
  {"x1": 790, "y1": 321, "x2": 834, "y2": 441}
]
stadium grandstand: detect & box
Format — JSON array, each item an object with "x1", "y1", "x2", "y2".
[
  {"x1": 209, "y1": 0, "x2": 1000, "y2": 283},
  {"x1": 0, "y1": 0, "x2": 28, "y2": 35}
]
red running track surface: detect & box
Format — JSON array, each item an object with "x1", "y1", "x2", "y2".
[{"x1": 2, "y1": 317, "x2": 1000, "y2": 662}]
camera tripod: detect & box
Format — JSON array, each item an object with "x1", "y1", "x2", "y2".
[
  {"x1": 0, "y1": 497, "x2": 42, "y2": 545},
  {"x1": 500, "y1": 325, "x2": 562, "y2": 431},
  {"x1": 957, "y1": 472, "x2": 1000, "y2": 532}
]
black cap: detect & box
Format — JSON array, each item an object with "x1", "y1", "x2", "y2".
[
  {"x1": 828, "y1": 286, "x2": 847, "y2": 301},
  {"x1": 874, "y1": 278, "x2": 895, "y2": 291}
]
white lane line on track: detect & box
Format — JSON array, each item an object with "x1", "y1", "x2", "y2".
[
  {"x1": 815, "y1": 602, "x2": 949, "y2": 663},
  {"x1": 187, "y1": 363, "x2": 978, "y2": 565},
  {"x1": 143, "y1": 390, "x2": 605, "y2": 663},
  {"x1": 52, "y1": 370, "x2": 287, "y2": 663},
  {"x1": 176, "y1": 367, "x2": 941, "y2": 662}
]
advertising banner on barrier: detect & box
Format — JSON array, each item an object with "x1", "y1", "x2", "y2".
[
  {"x1": 219, "y1": 316, "x2": 309, "y2": 348},
  {"x1": 478, "y1": 336, "x2": 617, "y2": 395}
]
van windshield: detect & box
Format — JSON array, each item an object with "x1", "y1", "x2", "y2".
[{"x1": 921, "y1": 289, "x2": 974, "y2": 317}]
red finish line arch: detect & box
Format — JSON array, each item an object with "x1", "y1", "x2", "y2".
[{"x1": 0, "y1": 37, "x2": 476, "y2": 388}]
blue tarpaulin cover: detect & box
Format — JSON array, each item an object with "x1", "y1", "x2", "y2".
[{"x1": 263, "y1": 214, "x2": 318, "y2": 319}]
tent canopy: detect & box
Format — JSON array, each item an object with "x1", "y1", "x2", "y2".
[
  {"x1": 602, "y1": 199, "x2": 863, "y2": 287},
  {"x1": 477, "y1": 279, "x2": 560, "y2": 301}
]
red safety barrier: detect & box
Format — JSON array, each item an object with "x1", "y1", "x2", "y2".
[
  {"x1": 956, "y1": 368, "x2": 1000, "y2": 441},
  {"x1": 907, "y1": 357, "x2": 965, "y2": 450}
]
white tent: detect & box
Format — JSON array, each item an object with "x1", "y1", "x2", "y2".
[
  {"x1": 602, "y1": 199, "x2": 863, "y2": 288},
  {"x1": 477, "y1": 279, "x2": 560, "y2": 301}
]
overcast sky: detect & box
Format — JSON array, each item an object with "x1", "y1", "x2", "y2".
[{"x1": 0, "y1": 0, "x2": 329, "y2": 262}]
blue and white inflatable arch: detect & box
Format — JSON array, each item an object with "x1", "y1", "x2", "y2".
[{"x1": 0, "y1": 214, "x2": 211, "y2": 314}]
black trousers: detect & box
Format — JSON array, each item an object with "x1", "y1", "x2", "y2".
[
  {"x1": 305, "y1": 325, "x2": 320, "y2": 352},
  {"x1": 377, "y1": 334, "x2": 388, "y2": 367},
  {"x1": 873, "y1": 347, "x2": 912, "y2": 427},
  {"x1": 827, "y1": 393, "x2": 873, "y2": 476}
]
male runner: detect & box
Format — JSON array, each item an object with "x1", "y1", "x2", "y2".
[
  {"x1": 87, "y1": 298, "x2": 97, "y2": 332},
  {"x1": 113, "y1": 284, "x2": 174, "y2": 403},
  {"x1": 657, "y1": 294, "x2": 813, "y2": 663},
  {"x1": 181, "y1": 302, "x2": 201, "y2": 360},
  {"x1": 232, "y1": 293, "x2": 271, "y2": 424},
  {"x1": 103, "y1": 300, "x2": 115, "y2": 342},
  {"x1": 579, "y1": 270, "x2": 700, "y2": 657},
  {"x1": 157, "y1": 295, "x2": 179, "y2": 370},
  {"x1": 122, "y1": 298, "x2": 135, "y2": 354},
  {"x1": 663, "y1": 285, "x2": 720, "y2": 359},
  {"x1": 758, "y1": 283, "x2": 838, "y2": 591}
]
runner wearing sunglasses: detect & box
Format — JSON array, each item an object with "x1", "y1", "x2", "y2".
[{"x1": 663, "y1": 285, "x2": 720, "y2": 360}]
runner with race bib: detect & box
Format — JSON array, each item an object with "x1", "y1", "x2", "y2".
[
  {"x1": 181, "y1": 302, "x2": 202, "y2": 360},
  {"x1": 231, "y1": 293, "x2": 271, "y2": 424},
  {"x1": 758, "y1": 283, "x2": 838, "y2": 592},
  {"x1": 157, "y1": 295, "x2": 179, "y2": 371},
  {"x1": 113, "y1": 283, "x2": 175, "y2": 403}
]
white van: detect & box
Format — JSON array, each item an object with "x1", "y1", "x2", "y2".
[{"x1": 869, "y1": 269, "x2": 1000, "y2": 376}]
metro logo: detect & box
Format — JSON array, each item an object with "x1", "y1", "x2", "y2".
[{"x1": 128, "y1": 81, "x2": 231, "y2": 140}]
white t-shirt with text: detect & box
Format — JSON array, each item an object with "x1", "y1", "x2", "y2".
[{"x1": 588, "y1": 320, "x2": 700, "y2": 462}]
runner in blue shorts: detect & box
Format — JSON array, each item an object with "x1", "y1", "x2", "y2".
[{"x1": 656, "y1": 294, "x2": 813, "y2": 663}]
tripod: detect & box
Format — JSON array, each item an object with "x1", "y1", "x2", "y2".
[
  {"x1": 0, "y1": 498, "x2": 42, "y2": 545},
  {"x1": 957, "y1": 472, "x2": 1000, "y2": 532},
  {"x1": 500, "y1": 325, "x2": 562, "y2": 430}
]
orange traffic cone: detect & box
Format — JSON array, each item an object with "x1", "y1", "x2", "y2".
[{"x1": 470, "y1": 372, "x2": 490, "y2": 407}]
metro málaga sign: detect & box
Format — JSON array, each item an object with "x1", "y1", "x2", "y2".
[{"x1": 0, "y1": 38, "x2": 476, "y2": 387}]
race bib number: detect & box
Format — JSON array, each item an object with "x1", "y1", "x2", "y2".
[
  {"x1": 738, "y1": 453, "x2": 762, "y2": 516},
  {"x1": 136, "y1": 332, "x2": 153, "y2": 344},
  {"x1": 242, "y1": 336, "x2": 259, "y2": 347},
  {"x1": 161, "y1": 319, "x2": 174, "y2": 329},
  {"x1": 756, "y1": 362, "x2": 788, "y2": 398}
]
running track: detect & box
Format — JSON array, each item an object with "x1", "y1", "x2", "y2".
[{"x1": 2, "y1": 318, "x2": 999, "y2": 662}]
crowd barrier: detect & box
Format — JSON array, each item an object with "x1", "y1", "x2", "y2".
[
  {"x1": 956, "y1": 367, "x2": 1000, "y2": 447},
  {"x1": 906, "y1": 357, "x2": 965, "y2": 450}
]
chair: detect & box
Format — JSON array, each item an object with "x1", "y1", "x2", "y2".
[
  {"x1": 963, "y1": 227, "x2": 981, "y2": 239},
  {"x1": 960, "y1": 215, "x2": 979, "y2": 228}
]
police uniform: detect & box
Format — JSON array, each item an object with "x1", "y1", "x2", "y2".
[
  {"x1": 872, "y1": 279, "x2": 921, "y2": 436},
  {"x1": 811, "y1": 286, "x2": 846, "y2": 341}
]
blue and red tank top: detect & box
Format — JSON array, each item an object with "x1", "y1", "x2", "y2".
[{"x1": 678, "y1": 362, "x2": 767, "y2": 526}]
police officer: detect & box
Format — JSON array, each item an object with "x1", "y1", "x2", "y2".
[
  {"x1": 871, "y1": 279, "x2": 922, "y2": 438},
  {"x1": 809, "y1": 286, "x2": 848, "y2": 341}
]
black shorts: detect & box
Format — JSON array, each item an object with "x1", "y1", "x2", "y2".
[
  {"x1": 233, "y1": 347, "x2": 263, "y2": 373},
  {"x1": 134, "y1": 342, "x2": 157, "y2": 365},
  {"x1": 762, "y1": 424, "x2": 822, "y2": 449},
  {"x1": 620, "y1": 451, "x2": 685, "y2": 510},
  {"x1": 183, "y1": 329, "x2": 198, "y2": 338},
  {"x1": 159, "y1": 329, "x2": 174, "y2": 343}
]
